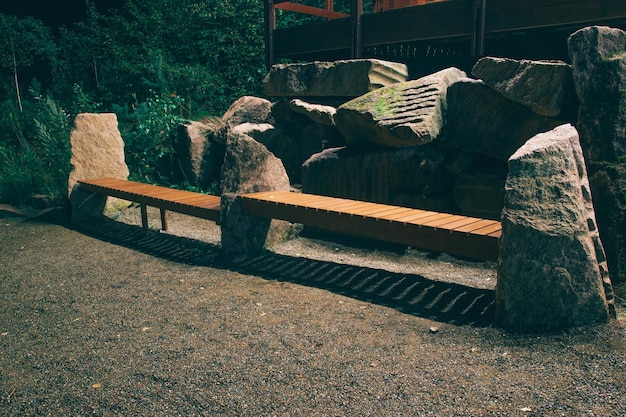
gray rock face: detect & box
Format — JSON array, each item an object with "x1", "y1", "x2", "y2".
[
  {"x1": 269, "y1": 101, "x2": 346, "y2": 183},
  {"x1": 335, "y1": 67, "x2": 466, "y2": 147},
  {"x1": 568, "y1": 25, "x2": 626, "y2": 284},
  {"x1": 471, "y1": 57, "x2": 576, "y2": 118},
  {"x1": 288, "y1": 99, "x2": 336, "y2": 126},
  {"x1": 220, "y1": 132, "x2": 293, "y2": 258},
  {"x1": 568, "y1": 25, "x2": 626, "y2": 163},
  {"x1": 445, "y1": 78, "x2": 563, "y2": 161},
  {"x1": 68, "y1": 113, "x2": 130, "y2": 222},
  {"x1": 263, "y1": 59, "x2": 408, "y2": 97},
  {"x1": 174, "y1": 121, "x2": 211, "y2": 186},
  {"x1": 214, "y1": 96, "x2": 273, "y2": 145},
  {"x1": 496, "y1": 124, "x2": 613, "y2": 330},
  {"x1": 302, "y1": 144, "x2": 453, "y2": 213}
]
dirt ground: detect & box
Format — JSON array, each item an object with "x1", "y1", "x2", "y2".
[{"x1": 0, "y1": 206, "x2": 624, "y2": 416}]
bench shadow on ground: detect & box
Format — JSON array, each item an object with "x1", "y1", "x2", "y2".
[{"x1": 71, "y1": 215, "x2": 495, "y2": 327}]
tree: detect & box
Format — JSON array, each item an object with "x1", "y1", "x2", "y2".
[{"x1": 0, "y1": 14, "x2": 57, "y2": 112}]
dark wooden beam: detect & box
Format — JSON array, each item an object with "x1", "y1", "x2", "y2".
[
  {"x1": 471, "y1": 0, "x2": 487, "y2": 57},
  {"x1": 265, "y1": 0, "x2": 275, "y2": 70},
  {"x1": 274, "y1": 2, "x2": 349, "y2": 19},
  {"x1": 351, "y1": 0, "x2": 363, "y2": 58}
]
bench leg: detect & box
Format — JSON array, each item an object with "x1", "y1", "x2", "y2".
[
  {"x1": 160, "y1": 209, "x2": 168, "y2": 231},
  {"x1": 140, "y1": 204, "x2": 149, "y2": 234}
]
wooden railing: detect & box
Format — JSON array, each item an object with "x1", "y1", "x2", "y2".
[
  {"x1": 265, "y1": 0, "x2": 626, "y2": 68},
  {"x1": 264, "y1": 0, "x2": 479, "y2": 68}
]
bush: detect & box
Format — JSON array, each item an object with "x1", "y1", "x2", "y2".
[
  {"x1": 116, "y1": 90, "x2": 186, "y2": 184},
  {"x1": 0, "y1": 91, "x2": 71, "y2": 207}
]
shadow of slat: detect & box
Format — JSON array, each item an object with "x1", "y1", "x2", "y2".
[{"x1": 73, "y1": 215, "x2": 495, "y2": 326}]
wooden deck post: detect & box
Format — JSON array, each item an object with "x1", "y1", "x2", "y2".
[
  {"x1": 265, "y1": 0, "x2": 276, "y2": 70},
  {"x1": 351, "y1": 0, "x2": 363, "y2": 58},
  {"x1": 471, "y1": 0, "x2": 487, "y2": 56}
]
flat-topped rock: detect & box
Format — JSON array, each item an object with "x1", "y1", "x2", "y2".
[
  {"x1": 471, "y1": 57, "x2": 576, "y2": 118},
  {"x1": 335, "y1": 67, "x2": 465, "y2": 147},
  {"x1": 263, "y1": 59, "x2": 408, "y2": 97}
]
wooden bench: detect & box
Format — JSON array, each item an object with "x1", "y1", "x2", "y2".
[
  {"x1": 240, "y1": 191, "x2": 501, "y2": 261},
  {"x1": 78, "y1": 178, "x2": 221, "y2": 233},
  {"x1": 78, "y1": 178, "x2": 500, "y2": 261}
]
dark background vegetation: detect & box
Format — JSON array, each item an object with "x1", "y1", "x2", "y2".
[{"x1": 0, "y1": 0, "x2": 369, "y2": 207}]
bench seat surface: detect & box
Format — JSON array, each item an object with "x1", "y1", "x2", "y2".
[
  {"x1": 240, "y1": 191, "x2": 501, "y2": 261},
  {"x1": 78, "y1": 178, "x2": 221, "y2": 222}
]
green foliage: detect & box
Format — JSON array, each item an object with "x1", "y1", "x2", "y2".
[
  {"x1": 118, "y1": 90, "x2": 186, "y2": 183},
  {"x1": 0, "y1": 92, "x2": 71, "y2": 206},
  {"x1": 0, "y1": 0, "x2": 274, "y2": 205},
  {"x1": 0, "y1": 14, "x2": 57, "y2": 112}
]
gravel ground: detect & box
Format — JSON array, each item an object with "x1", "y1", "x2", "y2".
[{"x1": 0, "y1": 206, "x2": 624, "y2": 417}]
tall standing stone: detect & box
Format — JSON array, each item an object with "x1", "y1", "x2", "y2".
[
  {"x1": 496, "y1": 124, "x2": 614, "y2": 330},
  {"x1": 568, "y1": 25, "x2": 626, "y2": 284},
  {"x1": 220, "y1": 132, "x2": 293, "y2": 258},
  {"x1": 68, "y1": 113, "x2": 130, "y2": 223}
]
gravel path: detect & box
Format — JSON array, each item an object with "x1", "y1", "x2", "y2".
[{"x1": 0, "y1": 208, "x2": 624, "y2": 416}]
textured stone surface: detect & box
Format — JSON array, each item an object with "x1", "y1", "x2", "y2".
[
  {"x1": 335, "y1": 67, "x2": 465, "y2": 147},
  {"x1": 445, "y1": 78, "x2": 563, "y2": 161},
  {"x1": 214, "y1": 96, "x2": 273, "y2": 144},
  {"x1": 471, "y1": 57, "x2": 576, "y2": 118},
  {"x1": 568, "y1": 25, "x2": 626, "y2": 163},
  {"x1": 302, "y1": 144, "x2": 454, "y2": 213},
  {"x1": 268, "y1": 101, "x2": 346, "y2": 183},
  {"x1": 496, "y1": 124, "x2": 613, "y2": 330},
  {"x1": 174, "y1": 121, "x2": 211, "y2": 185},
  {"x1": 68, "y1": 113, "x2": 130, "y2": 222},
  {"x1": 288, "y1": 99, "x2": 336, "y2": 126},
  {"x1": 220, "y1": 132, "x2": 294, "y2": 258},
  {"x1": 568, "y1": 25, "x2": 626, "y2": 284},
  {"x1": 263, "y1": 59, "x2": 408, "y2": 97}
]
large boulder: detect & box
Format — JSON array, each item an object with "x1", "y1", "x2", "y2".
[
  {"x1": 471, "y1": 57, "x2": 577, "y2": 118},
  {"x1": 288, "y1": 99, "x2": 337, "y2": 126},
  {"x1": 220, "y1": 132, "x2": 294, "y2": 258},
  {"x1": 267, "y1": 101, "x2": 346, "y2": 183},
  {"x1": 568, "y1": 25, "x2": 626, "y2": 283},
  {"x1": 68, "y1": 113, "x2": 129, "y2": 222},
  {"x1": 214, "y1": 96, "x2": 273, "y2": 145},
  {"x1": 263, "y1": 59, "x2": 408, "y2": 97},
  {"x1": 444, "y1": 78, "x2": 563, "y2": 161},
  {"x1": 173, "y1": 121, "x2": 211, "y2": 186},
  {"x1": 496, "y1": 124, "x2": 614, "y2": 330},
  {"x1": 301, "y1": 144, "x2": 454, "y2": 213},
  {"x1": 335, "y1": 67, "x2": 466, "y2": 147}
]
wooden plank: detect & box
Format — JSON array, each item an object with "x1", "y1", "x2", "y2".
[
  {"x1": 420, "y1": 214, "x2": 469, "y2": 228},
  {"x1": 275, "y1": 2, "x2": 349, "y2": 19},
  {"x1": 453, "y1": 219, "x2": 499, "y2": 234}
]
